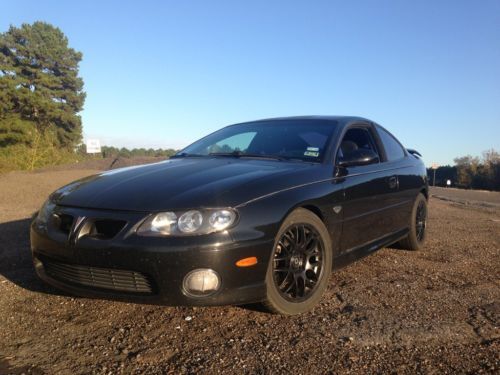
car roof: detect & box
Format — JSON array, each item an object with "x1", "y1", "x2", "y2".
[{"x1": 241, "y1": 115, "x2": 372, "y2": 127}]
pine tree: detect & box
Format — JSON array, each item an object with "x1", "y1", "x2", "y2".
[{"x1": 0, "y1": 22, "x2": 85, "y2": 149}]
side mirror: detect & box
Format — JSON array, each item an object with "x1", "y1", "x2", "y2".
[{"x1": 338, "y1": 149, "x2": 379, "y2": 167}]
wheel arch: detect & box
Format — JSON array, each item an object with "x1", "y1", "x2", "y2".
[
  {"x1": 290, "y1": 203, "x2": 338, "y2": 257},
  {"x1": 420, "y1": 187, "x2": 428, "y2": 200},
  {"x1": 300, "y1": 204, "x2": 326, "y2": 223}
]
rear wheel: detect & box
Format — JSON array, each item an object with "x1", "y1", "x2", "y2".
[
  {"x1": 263, "y1": 208, "x2": 332, "y2": 315},
  {"x1": 398, "y1": 193, "x2": 427, "y2": 251}
]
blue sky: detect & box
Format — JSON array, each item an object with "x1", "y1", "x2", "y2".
[{"x1": 3, "y1": 0, "x2": 500, "y2": 166}]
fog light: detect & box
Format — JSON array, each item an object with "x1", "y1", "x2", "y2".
[{"x1": 183, "y1": 269, "x2": 220, "y2": 297}]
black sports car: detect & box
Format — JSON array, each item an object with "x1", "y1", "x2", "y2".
[{"x1": 31, "y1": 116, "x2": 428, "y2": 315}]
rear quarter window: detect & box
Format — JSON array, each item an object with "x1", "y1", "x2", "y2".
[{"x1": 377, "y1": 127, "x2": 406, "y2": 161}]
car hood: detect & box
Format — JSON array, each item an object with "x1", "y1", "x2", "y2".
[{"x1": 51, "y1": 158, "x2": 328, "y2": 211}]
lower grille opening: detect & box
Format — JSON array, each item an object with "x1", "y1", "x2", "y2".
[{"x1": 42, "y1": 258, "x2": 154, "y2": 294}]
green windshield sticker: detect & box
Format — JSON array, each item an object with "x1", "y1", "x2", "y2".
[{"x1": 304, "y1": 150, "x2": 319, "y2": 157}]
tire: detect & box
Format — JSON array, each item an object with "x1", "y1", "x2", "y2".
[
  {"x1": 263, "y1": 208, "x2": 332, "y2": 315},
  {"x1": 398, "y1": 193, "x2": 427, "y2": 251}
]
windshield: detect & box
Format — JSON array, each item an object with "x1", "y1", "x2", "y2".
[{"x1": 177, "y1": 120, "x2": 337, "y2": 162}]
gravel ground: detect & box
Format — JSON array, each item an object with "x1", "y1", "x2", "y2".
[{"x1": 0, "y1": 167, "x2": 499, "y2": 374}]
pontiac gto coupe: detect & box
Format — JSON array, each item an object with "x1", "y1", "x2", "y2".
[{"x1": 31, "y1": 116, "x2": 428, "y2": 314}]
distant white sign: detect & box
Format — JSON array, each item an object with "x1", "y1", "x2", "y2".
[
  {"x1": 447, "y1": 179, "x2": 451, "y2": 186},
  {"x1": 431, "y1": 162, "x2": 439, "y2": 169},
  {"x1": 86, "y1": 139, "x2": 101, "y2": 154}
]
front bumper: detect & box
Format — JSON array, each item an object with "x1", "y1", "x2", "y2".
[{"x1": 30, "y1": 206, "x2": 274, "y2": 306}]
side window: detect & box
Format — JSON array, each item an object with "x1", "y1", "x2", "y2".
[
  {"x1": 337, "y1": 127, "x2": 379, "y2": 165},
  {"x1": 377, "y1": 127, "x2": 405, "y2": 161},
  {"x1": 207, "y1": 132, "x2": 256, "y2": 153}
]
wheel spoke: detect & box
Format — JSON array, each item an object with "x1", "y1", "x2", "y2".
[
  {"x1": 305, "y1": 235, "x2": 316, "y2": 248},
  {"x1": 283, "y1": 232, "x2": 295, "y2": 248},
  {"x1": 295, "y1": 274, "x2": 305, "y2": 297},
  {"x1": 277, "y1": 271, "x2": 292, "y2": 288},
  {"x1": 274, "y1": 256, "x2": 289, "y2": 262},
  {"x1": 305, "y1": 239, "x2": 319, "y2": 255},
  {"x1": 284, "y1": 276, "x2": 295, "y2": 293},
  {"x1": 273, "y1": 267, "x2": 289, "y2": 272},
  {"x1": 293, "y1": 227, "x2": 299, "y2": 247},
  {"x1": 299, "y1": 226, "x2": 306, "y2": 247},
  {"x1": 278, "y1": 240, "x2": 292, "y2": 254}
]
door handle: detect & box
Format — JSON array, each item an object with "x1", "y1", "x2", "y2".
[{"x1": 388, "y1": 176, "x2": 398, "y2": 189}]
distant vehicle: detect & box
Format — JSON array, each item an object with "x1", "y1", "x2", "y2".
[{"x1": 31, "y1": 116, "x2": 428, "y2": 315}]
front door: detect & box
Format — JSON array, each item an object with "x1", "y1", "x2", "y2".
[{"x1": 336, "y1": 126, "x2": 399, "y2": 252}]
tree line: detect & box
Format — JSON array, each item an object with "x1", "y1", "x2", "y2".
[
  {"x1": 427, "y1": 149, "x2": 500, "y2": 191},
  {"x1": 75, "y1": 145, "x2": 178, "y2": 158}
]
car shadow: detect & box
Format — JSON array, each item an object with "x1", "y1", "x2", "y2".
[
  {"x1": 0, "y1": 217, "x2": 70, "y2": 297},
  {"x1": 386, "y1": 242, "x2": 412, "y2": 251},
  {"x1": 238, "y1": 303, "x2": 270, "y2": 313}
]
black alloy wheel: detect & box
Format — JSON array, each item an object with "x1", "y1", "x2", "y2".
[
  {"x1": 263, "y1": 208, "x2": 332, "y2": 315},
  {"x1": 272, "y1": 224, "x2": 324, "y2": 302},
  {"x1": 397, "y1": 193, "x2": 428, "y2": 251},
  {"x1": 415, "y1": 199, "x2": 427, "y2": 242}
]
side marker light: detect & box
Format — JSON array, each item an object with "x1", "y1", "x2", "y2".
[{"x1": 236, "y1": 257, "x2": 258, "y2": 267}]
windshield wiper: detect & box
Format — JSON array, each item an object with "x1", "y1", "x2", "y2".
[
  {"x1": 209, "y1": 151, "x2": 286, "y2": 161},
  {"x1": 170, "y1": 152, "x2": 206, "y2": 159}
]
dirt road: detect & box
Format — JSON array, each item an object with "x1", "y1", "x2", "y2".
[
  {"x1": 0, "y1": 168, "x2": 499, "y2": 374},
  {"x1": 430, "y1": 186, "x2": 500, "y2": 208}
]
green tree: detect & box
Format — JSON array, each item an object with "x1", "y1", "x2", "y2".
[
  {"x1": 0, "y1": 22, "x2": 85, "y2": 153},
  {"x1": 453, "y1": 155, "x2": 480, "y2": 188},
  {"x1": 482, "y1": 149, "x2": 500, "y2": 190},
  {"x1": 452, "y1": 150, "x2": 500, "y2": 191}
]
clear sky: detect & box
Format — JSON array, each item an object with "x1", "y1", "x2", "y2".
[{"x1": 3, "y1": 0, "x2": 500, "y2": 166}]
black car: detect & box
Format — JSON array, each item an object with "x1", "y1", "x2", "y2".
[{"x1": 31, "y1": 116, "x2": 428, "y2": 315}]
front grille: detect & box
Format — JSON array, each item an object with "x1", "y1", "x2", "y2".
[
  {"x1": 52, "y1": 212, "x2": 127, "y2": 240},
  {"x1": 89, "y1": 219, "x2": 127, "y2": 239},
  {"x1": 53, "y1": 213, "x2": 74, "y2": 234},
  {"x1": 42, "y1": 259, "x2": 153, "y2": 294}
]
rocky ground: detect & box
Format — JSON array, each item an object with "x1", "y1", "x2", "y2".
[{"x1": 0, "y1": 164, "x2": 498, "y2": 374}]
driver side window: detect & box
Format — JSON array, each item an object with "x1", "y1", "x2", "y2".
[{"x1": 337, "y1": 127, "x2": 380, "y2": 165}]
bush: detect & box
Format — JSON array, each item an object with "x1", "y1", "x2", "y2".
[
  {"x1": 0, "y1": 138, "x2": 178, "y2": 173},
  {"x1": 0, "y1": 142, "x2": 82, "y2": 173},
  {"x1": 0, "y1": 128, "x2": 79, "y2": 172}
]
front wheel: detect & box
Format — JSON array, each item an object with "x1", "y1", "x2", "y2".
[
  {"x1": 263, "y1": 208, "x2": 332, "y2": 315},
  {"x1": 398, "y1": 193, "x2": 427, "y2": 251}
]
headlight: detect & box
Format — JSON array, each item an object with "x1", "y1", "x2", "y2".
[
  {"x1": 148, "y1": 212, "x2": 177, "y2": 235},
  {"x1": 137, "y1": 208, "x2": 237, "y2": 236},
  {"x1": 209, "y1": 209, "x2": 236, "y2": 230},
  {"x1": 36, "y1": 199, "x2": 56, "y2": 226},
  {"x1": 178, "y1": 210, "x2": 203, "y2": 233}
]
